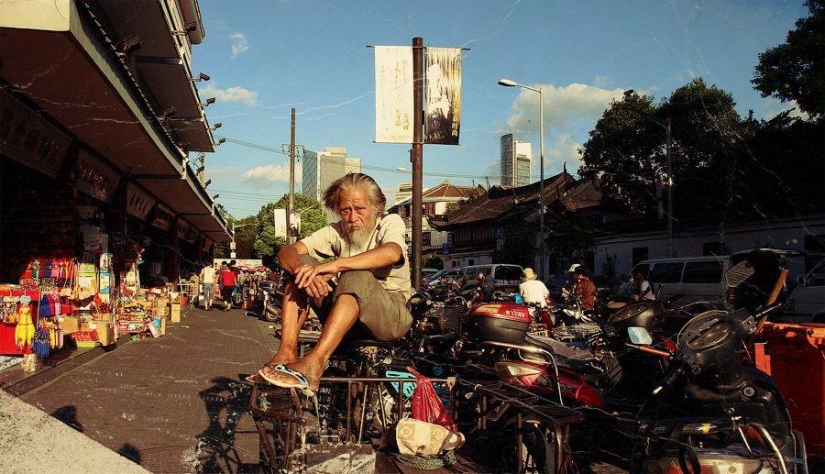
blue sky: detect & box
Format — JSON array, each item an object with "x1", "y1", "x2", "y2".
[{"x1": 191, "y1": 0, "x2": 808, "y2": 219}]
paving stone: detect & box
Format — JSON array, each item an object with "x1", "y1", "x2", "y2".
[{"x1": 19, "y1": 307, "x2": 279, "y2": 473}]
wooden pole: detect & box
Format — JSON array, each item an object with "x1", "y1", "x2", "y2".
[{"x1": 411, "y1": 37, "x2": 424, "y2": 291}]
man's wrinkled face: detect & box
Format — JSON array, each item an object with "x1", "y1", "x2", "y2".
[{"x1": 339, "y1": 188, "x2": 377, "y2": 248}]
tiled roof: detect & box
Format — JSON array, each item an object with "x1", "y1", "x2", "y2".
[{"x1": 433, "y1": 172, "x2": 578, "y2": 229}]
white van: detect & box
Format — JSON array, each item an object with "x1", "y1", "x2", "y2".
[
  {"x1": 619, "y1": 256, "x2": 732, "y2": 306},
  {"x1": 786, "y1": 259, "x2": 825, "y2": 323}
]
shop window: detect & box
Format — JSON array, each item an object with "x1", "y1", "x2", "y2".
[{"x1": 632, "y1": 247, "x2": 649, "y2": 267}]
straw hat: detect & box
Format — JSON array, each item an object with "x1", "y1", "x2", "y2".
[{"x1": 521, "y1": 268, "x2": 537, "y2": 281}]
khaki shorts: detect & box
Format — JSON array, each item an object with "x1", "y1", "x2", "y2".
[{"x1": 299, "y1": 256, "x2": 412, "y2": 341}]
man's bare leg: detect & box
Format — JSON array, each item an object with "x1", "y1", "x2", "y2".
[
  {"x1": 265, "y1": 281, "x2": 309, "y2": 366},
  {"x1": 267, "y1": 294, "x2": 360, "y2": 390}
]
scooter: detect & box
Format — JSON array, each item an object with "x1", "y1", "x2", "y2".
[{"x1": 620, "y1": 255, "x2": 809, "y2": 473}]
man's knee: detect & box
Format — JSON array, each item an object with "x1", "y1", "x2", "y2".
[{"x1": 336, "y1": 270, "x2": 374, "y2": 295}]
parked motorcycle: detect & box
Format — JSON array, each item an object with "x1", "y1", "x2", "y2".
[{"x1": 610, "y1": 254, "x2": 809, "y2": 473}]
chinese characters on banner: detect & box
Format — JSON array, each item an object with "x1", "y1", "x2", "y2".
[
  {"x1": 374, "y1": 46, "x2": 413, "y2": 143},
  {"x1": 425, "y1": 47, "x2": 462, "y2": 145}
]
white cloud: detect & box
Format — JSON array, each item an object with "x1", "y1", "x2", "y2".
[
  {"x1": 760, "y1": 97, "x2": 809, "y2": 121},
  {"x1": 504, "y1": 83, "x2": 625, "y2": 134},
  {"x1": 239, "y1": 164, "x2": 300, "y2": 188},
  {"x1": 200, "y1": 84, "x2": 259, "y2": 106},
  {"x1": 548, "y1": 133, "x2": 583, "y2": 166},
  {"x1": 230, "y1": 33, "x2": 249, "y2": 57}
]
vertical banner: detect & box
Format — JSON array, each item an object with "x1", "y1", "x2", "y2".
[
  {"x1": 425, "y1": 47, "x2": 462, "y2": 145},
  {"x1": 374, "y1": 46, "x2": 413, "y2": 143}
]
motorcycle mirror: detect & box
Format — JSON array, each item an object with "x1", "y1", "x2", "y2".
[
  {"x1": 724, "y1": 261, "x2": 755, "y2": 288},
  {"x1": 628, "y1": 326, "x2": 653, "y2": 345}
]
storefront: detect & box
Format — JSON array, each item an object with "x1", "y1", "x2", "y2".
[{"x1": 0, "y1": 0, "x2": 229, "y2": 362}]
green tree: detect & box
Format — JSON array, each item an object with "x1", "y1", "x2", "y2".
[
  {"x1": 752, "y1": 0, "x2": 825, "y2": 119},
  {"x1": 581, "y1": 79, "x2": 752, "y2": 226},
  {"x1": 253, "y1": 194, "x2": 324, "y2": 261}
]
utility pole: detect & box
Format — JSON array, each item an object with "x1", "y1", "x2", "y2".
[
  {"x1": 282, "y1": 108, "x2": 301, "y2": 244},
  {"x1": 410, "y1": 36, "x2": 424, "y2": 291}
]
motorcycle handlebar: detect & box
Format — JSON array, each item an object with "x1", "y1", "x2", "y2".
[{"x1": 652, "y1": 365, "x2": 687, "y2": 396}]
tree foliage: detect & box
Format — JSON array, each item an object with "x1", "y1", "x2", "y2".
[
  {"x1": 752, "y1": 0, "x2": 825, "y2": 119},
  {"x1": 580, "y1": 76, "x2": 823, "y2": 230},
  {"x1": 581, "y1": 78, "x2": 753, "y2": 226}
]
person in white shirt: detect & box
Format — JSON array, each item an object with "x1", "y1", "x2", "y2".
[
  {"x1": 519, "y1": 267, "x2": 550, "y2": 308},
  {"x1": 199, "y1": 264, "x2": 217, "y2": 311},
  {"x1": 633, "y1": 268, "x2": 656, "y2": 301},
  {"x1": 250, "y1": 173, "x2": 412, "y2": 397}
]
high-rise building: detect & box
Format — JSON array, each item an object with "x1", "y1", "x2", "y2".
[
  {"x1": 500, "y1": 133, "x2": 532, "y2": 187},
  {"x1": 302, "y1": 147, "x2": 361, "y2": 201}
]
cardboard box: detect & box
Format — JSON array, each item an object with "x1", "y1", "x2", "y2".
[
  {"x1": 91, "y1": 321, "x2": 115, "y2": 346},
  {"x1": 170, "y1": 303, "x2": 181, "y2": 322},
  {"x1": 60, "y1": 316, "x2": 79, "y2": 334},
  {"x1": 154, "y1": 297, "x2": 169, "y2": 309}
]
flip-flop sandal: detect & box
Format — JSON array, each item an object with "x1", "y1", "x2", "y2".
[{"x1": 258, "y1": 364, "x2": 318, "y2": 397}]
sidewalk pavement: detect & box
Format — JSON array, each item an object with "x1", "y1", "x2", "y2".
[{"x1": 3, "y1": 306, "x2": 280, "y2": 473}]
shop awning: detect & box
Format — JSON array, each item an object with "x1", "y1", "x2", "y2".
[{"x1": 0, "y1": 0, "x2": 229, "y2": 241}]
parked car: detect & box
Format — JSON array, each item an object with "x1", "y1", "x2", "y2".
[
  {"x1": 423, "y1": 267, "x2": 463, "y2": 287},
  {"x1": 421, "y1": 267, "x2": 439, "y2": 280},
  {"x1": 784, "y1": 258, "x2": 825, "y2": 323}
]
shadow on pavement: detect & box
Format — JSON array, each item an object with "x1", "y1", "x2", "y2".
[
  {"x1": 193, "y1": 376, "x2": 261, "y2": 473},
  {"x1": 52, "y1": 405, "x2": 83, "y2": 432}
]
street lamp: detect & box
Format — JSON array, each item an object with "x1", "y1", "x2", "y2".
[
  {"x1": 498, "y1": 78, "x2": 545, "y2": 281},
  {"x1": 622, "y1": 90, "x2": 673, "y2": 257}
]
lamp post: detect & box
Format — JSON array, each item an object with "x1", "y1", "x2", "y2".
[
  {"x1": 622, "y1": 90, "x2": 673, "y2": 257},
  {"x1": 498, "y1": 78, "x2": 545, "y2": 281}
]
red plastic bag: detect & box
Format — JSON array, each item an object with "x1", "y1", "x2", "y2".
[{"x1": 408, "y1": 367, "x2": 458, "y2": 433}]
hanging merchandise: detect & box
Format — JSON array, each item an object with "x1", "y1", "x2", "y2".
[
  {"x1": 39, "y1": 294, "x2": 53, "y2": 318},
  {"x1": 32, "y1": 326, "x2": 50, "y2": 359},
  {"x1": 14, "y1": 295, "x2": 34, "y2": 350}
]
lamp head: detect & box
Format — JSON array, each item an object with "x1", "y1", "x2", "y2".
[
  {"x1": 498, "y1": 78, "x2": 518, "y2": 87},
  {"x1": 211, "y1": 122, "x2": 222, "y2": 130},
  {"x1": 211, "y1": 193, "x2": 220, "y2": 200},
  {"x1": 204, "y1": 179, "x2": 212, "y2": 188}
]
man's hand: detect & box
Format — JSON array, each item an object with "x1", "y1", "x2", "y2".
[{"x1": 294, "y1": 261, "x2": 338, "y2": 299}]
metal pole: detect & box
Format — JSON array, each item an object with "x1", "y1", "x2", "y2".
[
  {"x1": 538, "y1": 88, "x2": 545, "y2": 281},
  {"x1": 666, "y1": 117, "x2": 673, "y2": 257},
  {"x1": 288, "y1": 108, "x2": 296, "y2": 244},
  {"x1": 411, "y1": 37, "x2": 424, "y2": 291}
]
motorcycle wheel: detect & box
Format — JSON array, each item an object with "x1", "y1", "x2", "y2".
[
  {"x1": 519, "y1": 419, "x2": 555, "y2": 474},
  {"x1": 263, "y1": 303, "x2": 281, "y2": 322}
]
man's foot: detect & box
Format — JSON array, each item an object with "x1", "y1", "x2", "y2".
[
  {"x1": 246, "y1": 353, "x2": 299, "y2": 384},
  {"x1": 256, "y1": 361, "x2": 321, "y2": 397}
]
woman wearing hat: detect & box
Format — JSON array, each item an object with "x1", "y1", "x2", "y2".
[{"x1": 519, "y1": 268, "x2": 550, "y2": 308}]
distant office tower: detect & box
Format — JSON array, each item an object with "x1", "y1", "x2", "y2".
[
  {"x1": 302, "y1": 147, "x2": 361, "y2": 201},
  {"x1": 500, "y1": 133, "x2": 532, "y2": 187},
  {"x1": 395, "y1": 182, "x2": 413, "y2": 205}
]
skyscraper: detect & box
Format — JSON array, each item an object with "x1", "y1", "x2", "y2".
[
  {"x1": 302, "y1": 147, "x2": 361, "y2": 201},
  {"x1": 500, "y1": 133, "x2": 532, "y2": 187}
]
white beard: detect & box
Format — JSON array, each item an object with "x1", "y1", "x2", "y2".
[{"x1": 344, "y1": 217, "x2": 377, "y2": 252}]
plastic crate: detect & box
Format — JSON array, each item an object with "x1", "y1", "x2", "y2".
[{"x1": 757, "y1": 322, "x2": 825, "y2": 457}]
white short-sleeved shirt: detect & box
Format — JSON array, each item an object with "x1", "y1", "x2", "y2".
[
  {"x1": 520, "y1": 279, "x2": 550, "y2": 307},
  {"x1": 200, "y1": 266, "x2": 216, "y2": 284},
  {"x1": 639, "y1": 280, "x2": 656, "y2": 300},
  {"x1": 299, "y1": 214, "x2": 412, "y2": 300}
]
